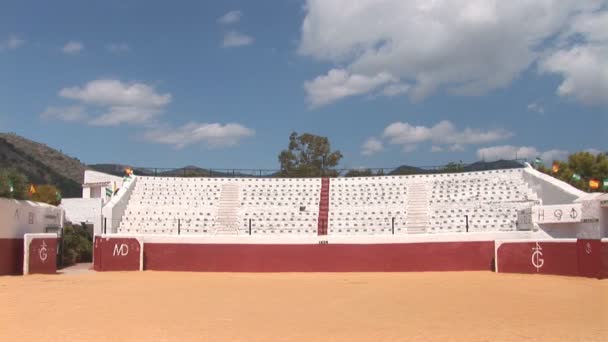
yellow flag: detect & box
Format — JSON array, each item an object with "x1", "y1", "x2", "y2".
[
  {"x1": 589, "y1": 179, "x2": 600, "y2": 190},
  {"x1": 551, "y1": 163, "x2": 559, "y2": 173},
  {"x1": 29, "y1": 184, "x2": 36, "y2": 195}
]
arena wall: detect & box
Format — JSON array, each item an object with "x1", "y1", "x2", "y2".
[
  {"x1": 495, "y1": 239, "x2": 606, "y2": 278},
  {"x1": 93, "y1": 235, "x2": 496, "y2": 272},
  {"x1": 93, "y1": 236, "x2": 143, "y2": 271},
  {"x1": 143, "y1": 241, "x2": 495, "y2": 272},
  {"x1": 602, "y1": 239, "x2": 608, "y2": 279},
  {"x1": 0, "y1": 198, "x2": 63, "y2": 275},
  {"x1": 23, "y1": 234, "x2": 58, "y2": 275}
]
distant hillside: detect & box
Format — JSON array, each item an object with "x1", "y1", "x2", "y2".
[
  {"x1": 0, "y1": 133, "x2": 84, "y2": 197},
  {"x1": 389, "y1": 160, "x2": 524, "y2": 175},
  {"x1": 0, "y1": 133, "x2": 529, "y2": 198},
  {"x1": 463, "y1": 160, "x2": 523, "y2": 171}
]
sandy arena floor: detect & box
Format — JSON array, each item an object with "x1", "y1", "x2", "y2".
[{"x1": 1, "y1": 271, "x2": 606, "y2": 341}]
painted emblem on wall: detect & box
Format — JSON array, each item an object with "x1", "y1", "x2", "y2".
[
  {"x1": 39, "y1": 240, "x2": 48, "y2": 263},
  {"x1": 585, "y1": 242, "x2": 592, "y2": 255},
  {"x1": 113, "y1": 243, "x2": 129, "y2": 256},
  {"x1": 531, "y1": 242, "x2": 544, "y2": 272}
]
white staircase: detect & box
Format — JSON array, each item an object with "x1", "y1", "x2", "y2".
[
  {"x1": 406, "y1": 182, "x2": 429, "y2": 234},
  {"x1": 214, "y1": 183, "x2": 240, "y2": 235}
]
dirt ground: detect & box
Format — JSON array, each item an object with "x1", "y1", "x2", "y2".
[{"x1": 1, "y1": 271, "x2": 606, "y2": 341}]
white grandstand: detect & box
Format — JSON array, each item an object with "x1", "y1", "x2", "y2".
[{"x1": 111, "y1": 166, "x2": 554, "y2": 237}]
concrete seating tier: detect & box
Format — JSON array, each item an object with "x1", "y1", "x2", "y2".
[{"x1": 117, "y1": 168, "x2": 539, "y2": 236}]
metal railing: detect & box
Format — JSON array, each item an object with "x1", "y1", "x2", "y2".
[{"x1": 108, "y1": 159, "x2": 529, "y2": 179}]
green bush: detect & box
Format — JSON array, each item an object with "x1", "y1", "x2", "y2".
[
  {"x1": 0, "y1": 168, "x2": 29, "y2": 200},
  {"x1": 61, "y1": 223, "x2": 92, "y2": 266}
]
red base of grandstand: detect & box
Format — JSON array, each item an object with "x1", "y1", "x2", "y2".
[
  {"x1": 496, "y1": 239, "x2": 608, "y2": 278},
  {"x1": 144, "y1": 241, "x2": 494, "y2": 272},
  {"x1": 0, "y1": 238, "x2": 23, "y2": 275},
  {"x1": 25, "y1": 237, "x2": 57, "y2": 275},
  {"x1": 92, "y1": 236, "x2": 608, "y2": 278}
]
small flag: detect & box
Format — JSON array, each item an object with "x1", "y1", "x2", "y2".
[
  {"x1": 603, "y1": 179, "x2": 608, "y2": 190},
  {"x1": 29, "y1": 184, "x2": 36, "y2": 195},
  {"x1": 589, "y1": 179, "x2": 600, "y2": 190},
  {"x1": 572, "y1": 173, "x2": 581, "y2": 181},
  {"x1": 8, "y1": 180, "x2": 14, "y2": 193},
  {"x1": 105, "y1": 187, "x2": 113, "y2": 197},
  {"x1": 551, "y1": 163, "x2": 559, "y2": 173}
]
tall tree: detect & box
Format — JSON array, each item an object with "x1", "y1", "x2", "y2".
[
  {"x1": 278, "y1": 132, "x2": 343, "y2": 177},
  {"x1": 539, "y1": 151, "x2": 608, "y2": 192}
]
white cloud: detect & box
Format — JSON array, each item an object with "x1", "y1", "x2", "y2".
[
  {"x1": 59, "y1": 79, "x2": 171, "y2": 108},
  {"x1": 527, "y1": 102, "x2": 545, "y2": 113},
  {"x1": 106, "y1": 43, "x2": 130, "y2": 53},
  {"x1": 89, "y1": 106, "x2": 162, "y2": 126},
  {"x1": 218, "y1": 10, "x2": 242, "y2": 25},
  {"x1": 62, "y1": 41, "x2": 84, "y2": 55},
  {"x1": 381, "y1": 83, "x2": 410, "y2": 97},
  {"x1": 431, "y1": 146, "x2": 443, "y2": 152},
  {"x1": 299, "y1": 0, "x2": 604, "y2": 104},
  {"x1": 361, "y1": 137, "x2": 383, "y2": 156},
  {"x1": 539, "y1": 10, "x2": 608, "y2": 106},
  {"x1": 382, "y1": 120, "x2": 512, "y2": 152},
  {"x1": 540, "y1": 46, "x2": 608, "y2": 106},
  {"x1": 0, "y1": 34, "x2": 25, "y2": 51},
  {"x1": 222, "y1": 31, "x2": 254, "y2": 48},
  {"x1": 476, "y1": 145, "x2": 569, "y2": 163},
  {"x1": 57, "y1": 79, "x2": 171, "y2": 126},
  {"x1": 304, "y1": 69, "x2": 396, "y2": 107},
  {"x1": 143, "y1": 122, "x2": 255, "y2": 149},
  {"x1": 40, "y1": 105, "x2": 88, "y2": 122}
]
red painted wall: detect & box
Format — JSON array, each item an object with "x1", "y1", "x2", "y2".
[
  {"x1": 496, "y1": 241, "x2": 579, "y2": 276},
  {"x1": 27, "y1": 238, "x2": 57, "y2": 275},
  {"x1": 576, "y1": 239, "x2": 602, "y2": 278},
  {"x1": 93, "y1": 237, "x2": 141, "y2": 271},
  {"x1": 144, "y1": 241, "x2": 495, "y2": 272},
  {"x1": 602, "y1": 241, "x2": 608, "y2": 279},
  {"x1": 0, "y1": 238, "x2": 23, "y2": 275}
]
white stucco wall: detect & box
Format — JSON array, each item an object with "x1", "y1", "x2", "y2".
[
  {"x1": 0, "y1": 198, "x2": 63, "y2": 239},
  {"x1": 522, "y1": 164, "x2": 586, "y2": 205},
  {"x1": 60, "y1": 198, "x2": 103, "y2": 234},
  {"x1": 101, "y1": 175, "x2": 137, "y2": 234},
  {"x1": 83, "y1": 170, "x2": 124, "y2": 199},
  {"x1": 84, "y1": 170, "x2": 123, "y2": 184}
]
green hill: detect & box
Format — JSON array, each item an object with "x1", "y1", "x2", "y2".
[{"x1": 0, "y1": 133, "x2": 85, "y2": 197}]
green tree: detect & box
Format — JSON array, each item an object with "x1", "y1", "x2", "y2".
[
  {"x1": 344, "y1": 168, "x2": 374, "y2": 177},
  {"x1": 0, "y1": 168, "x2": 29, "y2": 200},
  {"x1": 278, "y1": 132, "x2": 343, "y2": 177},
  {"x1": 540, "y1": 151, "x2": 608, "y2": 192},
  {"x1": 61, "y1": 223, "x2": 92, "y2": 266},
  {"x1": 442, "y1": 161, "x2": 464, "y2": 173}
]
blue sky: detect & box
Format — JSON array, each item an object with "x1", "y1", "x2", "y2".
[{"x1": 0, "y1": 0, "x2": 606, "y2": 170}]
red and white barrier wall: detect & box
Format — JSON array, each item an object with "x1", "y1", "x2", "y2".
[
  {"x1": 1, "y1": 198, "x2": 62, "y2": 275},
  {"x1": 94, "y1": 235, "x2": 495, "y2": 272},
  {"x1": 495, "y1": 239, "x2": 607, "y2": 278},
  {"x1": 23, "y1": 234, "x2": 58, "y2": 275},
  {"x1": 93, "y1": 236, "x2": 143, "y2": 271},
  {"x1": 92, "y1": 235, "x2": 608, "y2": 278}
]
